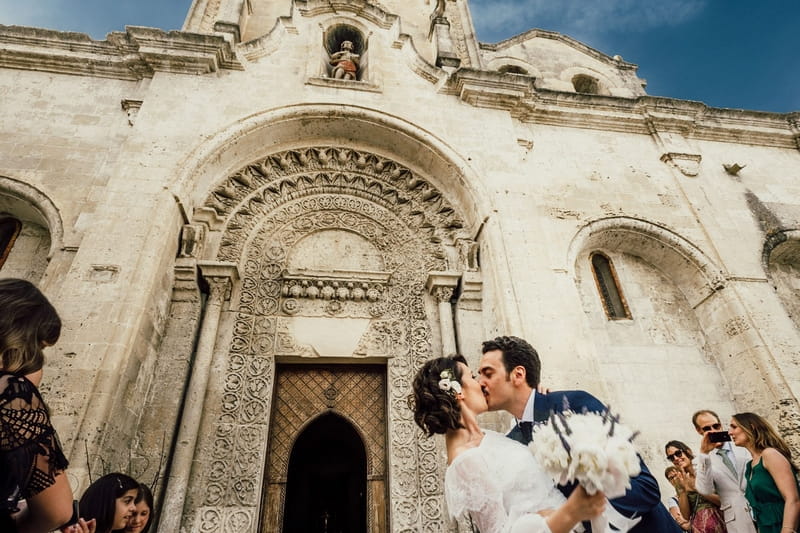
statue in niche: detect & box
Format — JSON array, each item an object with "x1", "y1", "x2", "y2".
[{"x1": 330, "y1": 40, "x2": 360, "y2": 80}]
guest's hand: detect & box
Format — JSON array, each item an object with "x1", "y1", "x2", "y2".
[
  {"x1": 675, "y1": 469, "x2": 696, "y2": 492},
  {"x1": 61, "y1": 518, "x2": 96, "y2": 533},
  {"x1": 537, "y1": 384, "x2": 551, "y2": 394},
  {"x1": 699, "y1": 432, "x2": 715, "y2": 454}
]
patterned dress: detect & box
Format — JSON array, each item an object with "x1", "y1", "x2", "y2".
[
  {"x1": 686, "y1": 491, "x2": 727, "y2": 533},
  {"x1": 1, "y1": 371, "x2": 69, "y2": 532}
]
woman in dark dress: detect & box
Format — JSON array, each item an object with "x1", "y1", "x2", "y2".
[
  {"x1": 730, "y1": 413, "x2": 800, "y2": 533},
  {"x1": 0, "y1": 278, "x2": 81, "y2": 532}
]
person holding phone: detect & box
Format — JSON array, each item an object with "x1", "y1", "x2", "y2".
[
  {"x1": 692, "y1": 410, "x2": 756, "y2": 533},
  {"x1": 665, "y1": 440, "x2": 726, "y2": 533}
]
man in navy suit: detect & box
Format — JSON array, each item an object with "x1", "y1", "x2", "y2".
[{"x1": 477, "y1": 335, "x2": 681, "y2": 532}]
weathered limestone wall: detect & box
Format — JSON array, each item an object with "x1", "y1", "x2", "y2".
[{"x1": 1, "y1": 0, "x2": 799, "y2": 530}]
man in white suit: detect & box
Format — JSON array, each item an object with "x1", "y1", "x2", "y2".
[{"x1": 692, "y1": 409, "x2": 756, "y2": 533}]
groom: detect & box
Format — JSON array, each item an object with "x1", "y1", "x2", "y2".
[{"x1": 478, "y1": 335, "x2": 681, "y2": 532}]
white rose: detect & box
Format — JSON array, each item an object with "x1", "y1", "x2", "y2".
[{"x1": 438, "y1": 379, "x2": 451, "y2": 391}]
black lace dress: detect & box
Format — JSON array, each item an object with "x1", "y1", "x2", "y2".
[{"x1": 1, "y1": 371, "x2": 69, "y2": 531}]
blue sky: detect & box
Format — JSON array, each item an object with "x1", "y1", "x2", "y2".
[{"x1": 0, "y1": 0, "x2": 797, "y2": 113}]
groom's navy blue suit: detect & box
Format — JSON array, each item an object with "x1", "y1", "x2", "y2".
[{"x1": 507, "y1": 390, "x2": 681, "y2": 533}]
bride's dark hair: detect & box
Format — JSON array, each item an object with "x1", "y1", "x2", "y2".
[{"x1": 409, "y1": 355, "x2": 467, "y2": 436}]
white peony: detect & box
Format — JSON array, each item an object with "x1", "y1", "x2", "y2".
[{"x1": 529, "y1": 410, "x2": 641, "y2": 497}]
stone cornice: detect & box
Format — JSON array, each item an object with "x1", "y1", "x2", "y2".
[
  {"x1": 294, "y1": 0, "x2": 399, "y2": 29},
  {"x1": 444, "y1": 67, "x2": 536, "y2": 109},
  {"x1": 445, "y1": 72, "x2": 798, "y2": 149},
  {"x1": 479, "y1": 28, "x2": 639, "y2": 72},
  {"x1": 0, "y1": 25, "x2": 243, "y2": 80}
]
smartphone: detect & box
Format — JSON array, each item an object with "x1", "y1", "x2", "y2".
[{"x1": 708, "y1": 431, "x2": 732, "y2": 443}]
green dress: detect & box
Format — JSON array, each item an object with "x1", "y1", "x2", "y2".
[{"x1": 745, "y1": 458, "x2": 785, "y2": 533}]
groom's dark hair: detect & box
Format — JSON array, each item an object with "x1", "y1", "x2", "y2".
[{"x1": 481, "y1": 336, "x2": 540, "y2": 388}]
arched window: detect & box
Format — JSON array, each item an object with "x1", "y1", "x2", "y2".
[
  {"x1": 0, "y1": 217, "x2": 21, "y2": 270},
  {"x1": 497, "y1": 65, "x2": 528, "y2": 75},
  {"x1": 590, "y1": 252, "x2": 631, "y2": 319},
  {"x1": 572, "y1": 74, "x2": 599, "y2": 94}
]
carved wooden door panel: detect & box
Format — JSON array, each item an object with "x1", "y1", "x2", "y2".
[{"x1": 261, "y1": 364, "x2": 387, "y2": 533}]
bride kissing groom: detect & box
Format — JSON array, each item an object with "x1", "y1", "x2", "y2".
[{"x1": 409, "y1": 336, "x2": 681, "y2": 532}]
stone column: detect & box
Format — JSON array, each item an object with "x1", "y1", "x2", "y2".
[
  {"x1": 157, "y1": 261, "x2": 239, "y2": 533},
  {"x1": 426, "y1": 272, "x2": 461, "y2": 356}
]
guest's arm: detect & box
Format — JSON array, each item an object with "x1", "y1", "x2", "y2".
[
  {"x1": 14, "y1": 472, "x2": 74, "y2": 533},
  {"x1": 762, "y1": 448, "x2": 800, "y2": 533}
]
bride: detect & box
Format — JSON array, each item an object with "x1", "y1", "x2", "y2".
[{"x1": 409, "y1": 355, "x2": 605, "y2": 533}]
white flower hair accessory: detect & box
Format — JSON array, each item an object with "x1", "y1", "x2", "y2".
[{"x1": 438, "y1": 369, "x2": 462, "y2": 396}]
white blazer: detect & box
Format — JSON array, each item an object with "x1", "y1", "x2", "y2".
[{"x1": 694, "y1": 444, "x2": 756, "y2": 533}]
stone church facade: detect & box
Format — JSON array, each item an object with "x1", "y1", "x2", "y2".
[{"x1": 2, "y1": 0, "x2": 800, "y2": 531}]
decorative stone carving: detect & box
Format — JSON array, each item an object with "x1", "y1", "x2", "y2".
[
  {"x1": 660, "y1": 152, "x2": 702, "y2": 177},
  {"x1": 120, "y1": 99, "x2": 143, "y2": 126},
  {"x1": 280, "y1": 269, "x2": 390, "y2": 301},
  {"x1": 179, "y1": 224, "x2": 205, "y2": 258},
  {"x1": 203, "y1": 146, "x2": 467, "y2": 262},
  {"x1": 187, "y1": 147, "x2": 471, "y2": 532},
  {"x1": 724, "y1": 316, "x2": 751, "y2": 337},
  {"x1": 330, "y1": 40, "x2": 360, "y2": 80}
]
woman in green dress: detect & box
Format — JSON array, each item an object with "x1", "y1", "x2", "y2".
[{"x1": 730, "y1": 413, "x2": 800, "y2": 533}]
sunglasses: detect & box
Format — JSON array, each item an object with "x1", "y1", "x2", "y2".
[
  {"x1": 701, "y1": 423, "x2": 722, "y2": 432},
  {"x1": 666, "y1": 449, "x2": 685, "y2": 462}
]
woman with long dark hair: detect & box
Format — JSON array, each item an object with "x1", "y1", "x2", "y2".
[
  {"x1": 79, "y1": 473, "x2": 139, "y2": 533},
  {"x1": 0, "y1": 278, "x2": 78, "y2": 532},
  {"x1": 124, "y1": 484, "x2": 153, "y2": 533},
  {"x1": 730, "y1": 413, "x2": 800, "y2": 533}
]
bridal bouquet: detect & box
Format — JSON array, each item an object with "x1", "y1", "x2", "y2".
[{"x1": 529, "y1": 409, "x2": 641, "y2": 499}]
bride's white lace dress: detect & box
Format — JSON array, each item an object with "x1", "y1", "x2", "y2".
[{"x1": 445, "y1": 430, "x2": 567, "y2": 533}]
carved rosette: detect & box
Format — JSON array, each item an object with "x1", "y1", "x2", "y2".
[{"x1": 189, "y1": 147, "x2": 468, "y2": 531}]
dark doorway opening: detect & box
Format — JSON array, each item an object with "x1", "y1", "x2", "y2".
[{"x1": 283, "y1": 412, "x2": 367, "y2": 533}]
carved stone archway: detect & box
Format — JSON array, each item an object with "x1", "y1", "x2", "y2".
[{"x1": 186, "y1": 146, "x2": 474, "y2": 532}]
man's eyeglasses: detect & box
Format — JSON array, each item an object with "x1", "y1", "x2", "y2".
[
  {"x1": 701, "y1": 423, "x2": 722, "y2": 432},
  {"x1": 666, "y1": 449, "x2": 685, "y2": 462}
]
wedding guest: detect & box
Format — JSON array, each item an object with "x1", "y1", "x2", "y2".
[
  {"x1": 478, "y1": 335, "x2": 681, "y2": 532},
  {"x1": 125, "y1": 484, "x2": 153, "y2": 533},
  {"x1": 0, "y1": 278, "x2": 77, "y2": 533},
  {"x1": 665, "y1": 467, "x2": 692, "y2": 531},
  {"x1": 691, "y1": 409, "x2": 756, "y2": 533},
  {"x1": 410, "y1": 355, "x2": 606, "y2": 532},
  {"x1": 79, "y1": 474, "x2": 139, "y2": 533},
  {"x1": 730, "y1": 412, "x2": 800, "y2": 533},
  {"x1": 665, "y1": 440, "x2": 726, "y2": 533}
]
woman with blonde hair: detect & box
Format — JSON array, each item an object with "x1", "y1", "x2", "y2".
[
  {"x1": 730, "y1": 413, "x2": 800, "y2": 533},
  {"x1": 0, "y1": 278, "x2": 84, "y2": 532}
]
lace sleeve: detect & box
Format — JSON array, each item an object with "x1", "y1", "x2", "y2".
[
  {"x1": 0, "y1": 373, "x2": 69, "y2": 505},
  {"x1": 446, "y1": 450, "x2": 511, "y2": 533},
  {"x1": 445, "y1": 451, "x2": 552, "y2": 533}
]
